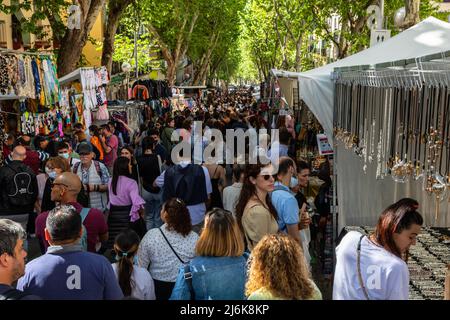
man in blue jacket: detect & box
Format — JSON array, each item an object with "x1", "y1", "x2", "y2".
[{"x1": 17, "y1": 205, "x2": 123, "y2": 300}]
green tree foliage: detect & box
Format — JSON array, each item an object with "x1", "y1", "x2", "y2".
[
  {"x1": 189, "y1": 0, "x2": 245, "y2": 85},
  {"x1": 238, "y1": 0, "x2": 442, "y2": 83}
]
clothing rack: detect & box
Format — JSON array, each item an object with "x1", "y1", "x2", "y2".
[
  {"x1": 333, "y1": 50, "x2": 450, "y2": 73},
  {"x1": 0, "y1": 48, "x2": 53, "y2": 57},
  {"x1": 0, "y1": 109, "x2": 20, "y2": 116}
]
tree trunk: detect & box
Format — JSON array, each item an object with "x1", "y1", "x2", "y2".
[
  {"x1": 294, "y1": 35, "x2": 302, "y2": 72},
  {"x1": 101, "y1": 0, "x2": 134, "y2": 75},
  {"x1": 147, "y1": 11, "x2": 198, "y2": 86},
  {"x1": 57, "y1": 0, "x2": 106, "y2": 77},
  {"x1": 166, "y1": 61, "x2": 177, "y2": 86},
  {"x1": 403, "y1": 0, "x2": 421, "y2": 28},
  {"x1": 147, "y1": 24, "x2": 176, "y2": 85},
  {"x1": 193, "y1": 31, "x2": 220, "y2": 85},
  {"x1": 337, "y1": 18, "x2": 349, "y2": 59}
]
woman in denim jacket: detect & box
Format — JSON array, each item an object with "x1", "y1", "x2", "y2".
[{"x1": 170, "y1": 208, "x2": 248, "y2": 300}]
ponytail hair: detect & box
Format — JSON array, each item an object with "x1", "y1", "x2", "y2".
[{"x1": 114, "y1": 229, "x2": 141, "y2": 297}]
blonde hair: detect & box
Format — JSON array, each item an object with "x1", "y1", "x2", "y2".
[
  {"x1": 195, "y1": 208, "x2": 244, "y2": 257},
  {"x1": 246, "y1": 233, "x2": 315, "y2": 299}
]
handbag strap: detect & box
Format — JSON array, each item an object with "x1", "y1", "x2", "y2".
[
  {"x1": 357, "y1": 234, "x2": 370, "y2": 300},
  {"x1": 158, "y1": 227, "x2": 186, "y2": 264},
  {"x1": 183, "y1": 264, "x2": 196, "y2": 300}
]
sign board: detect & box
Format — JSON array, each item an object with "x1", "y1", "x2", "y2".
[
  {"x1": 317, "y1": 133, "x2": 333, "y2": 156},
  {"x1": 370, "y1": 29, "x2": 391, "y2": 47}
]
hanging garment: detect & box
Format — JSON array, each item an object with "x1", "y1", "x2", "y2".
[
  {"x1": 41, "y1": 58, "x2": 59, "y2": 105},
  {"x1": 24, "y1": 56, "x2": 36, "y2": 99},
  {"x1": 31, "y1": 58, "x2": 42, "y2": 102},
  {"x1": 21, "y1": 111, "x2": 36, "y2": 135},
  {"x1": 96, "y1": 104, "x2": 109, "y2": 121},
  {"x1": 0, "y1": 55, "x2": 10, "y2": 95},
  {"x1": 36, "y1": 58, "x2": 46, "y2": 106},
  {"x1": 0, "y1": 113, "x2": 5, "y2": 166}
]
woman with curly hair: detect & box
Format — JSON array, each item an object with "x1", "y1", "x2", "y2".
[{"x1": 246, "y1": 233, "x2": 322, "y2": 300}]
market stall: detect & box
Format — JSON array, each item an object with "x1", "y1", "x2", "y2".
[
  {"x1": 333, "y1": 50, "x2": 450, "y2": 229},
  {"x1": 171, "y1": 85, "x2": 207, "y2": 112},
  {"x1": 0, "y1": 49, "x2": 62, "y2": 165},
  {"x1": 131, "y1": 79, "x2": 173, "y2": 116},
  {"x1": 273, "y1": 17, "x2": 450, "y2": 230},
  {"x1": 58, "y1": 67, "x2": 110, "y2": 129},
  {"x1": 269, "y1": 69, "x2": 328, "y2": 169}
]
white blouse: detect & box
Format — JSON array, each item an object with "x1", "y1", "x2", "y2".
[
  {"x1": 137, "y1": 224, "x2": 198, "y2": 282},
  {"x1": 112, "y1": 263, "x2": 156, "y2": 300}
]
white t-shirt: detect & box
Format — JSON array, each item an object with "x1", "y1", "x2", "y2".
[
  {"x1": 137, "y1": 224, "x2": 199, "y2": 282},
  {"x1": 112, "y1": 263, "x2": 155, "y2": 300},
  {"x1": 333, "y1": 231, "x2": 409, "y2": 300},
  {"x1": 223, "y1": 183, "x2": 242, "y2": 216}
]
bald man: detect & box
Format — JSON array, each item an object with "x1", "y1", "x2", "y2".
[
  {"x1": 35, "y1": 172, "x2": 108, "y2": 253},
  {"x1": 0, "y1": 146, "x2": 38, "y2": 231},
  {"x1": 5, "y1": 135, "x2": 49, "y2": 175}
]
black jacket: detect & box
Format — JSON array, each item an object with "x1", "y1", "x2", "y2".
[
  {"x1": 162, "y1": 164, "x2": 207, "y2": 205},
  {"x1": 0, "y1": 160, "x2": 38, "y2": 215}
]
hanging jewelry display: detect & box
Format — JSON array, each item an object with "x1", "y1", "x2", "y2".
[{"x1": 333, "y1": 53, "x2": 450, "y2": 212}]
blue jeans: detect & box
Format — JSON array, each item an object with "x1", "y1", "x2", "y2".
[{"x1": 142, "y1": 189, "x2": 163, "y2": 230}]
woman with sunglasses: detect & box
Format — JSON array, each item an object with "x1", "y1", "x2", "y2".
[
  {"x1": 137, "y1": 198, "x2": 198, "y2": 300},
  {"x1": 333, "y1": 198, "x2": 423, "y2": 300},
  {"x1": 170, "y1": 208, "x2": 247, "y2": 300},
  {"x1": 235, "y1": 161, "x2": 278, "y2": 251}
]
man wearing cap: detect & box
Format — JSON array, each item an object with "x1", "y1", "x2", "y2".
[
  {"x1": 35, "y1": 172, "x2": 108, "y2": 254},
  {"x1": 72, "y1": 143, "x2": 110, "y2": 212}
]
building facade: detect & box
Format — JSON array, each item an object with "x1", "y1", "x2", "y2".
[{"x1": 0, "y1": 0, "x2": 104, "y2": 67}]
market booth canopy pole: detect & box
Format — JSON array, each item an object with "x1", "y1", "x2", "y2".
[{"x1": 272, "y1": 17, "x2": 450, "y2": 142}]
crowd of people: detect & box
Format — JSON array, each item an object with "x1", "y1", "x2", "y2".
[{"x1": 0, "y1": 88, "x2": 424, "y2": 300}]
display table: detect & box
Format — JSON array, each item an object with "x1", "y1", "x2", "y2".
[{"x1": 339, "y1": 226, "x2": 450, "y2": 300}]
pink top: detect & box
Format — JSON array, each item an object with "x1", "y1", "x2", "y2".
[{"x1": 108, "y1": 176, "x2": 145, "y2": 222}]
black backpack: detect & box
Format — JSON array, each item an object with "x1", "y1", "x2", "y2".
[
  {"x1": 5, "y1": 164, "x2": 36, "y2": 207},
  {"x1": 0, "y1": 288, "x2": 29, "y2": 300}
]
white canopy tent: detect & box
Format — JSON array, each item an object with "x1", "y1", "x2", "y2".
[
  {"x1": 58, "y1": 68, "x2": 85, "y2": 86},
  {"x1": 273, "y1": 17, "x2": 450, "y2": 229}
]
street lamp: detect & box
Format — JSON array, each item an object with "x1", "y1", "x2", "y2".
[
  {"x1": 394, "y1": 7, "x2": 406, "y2": 29},
  {"x1": 122, "y1": 62, "x2": 132, "y2": 100}
]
